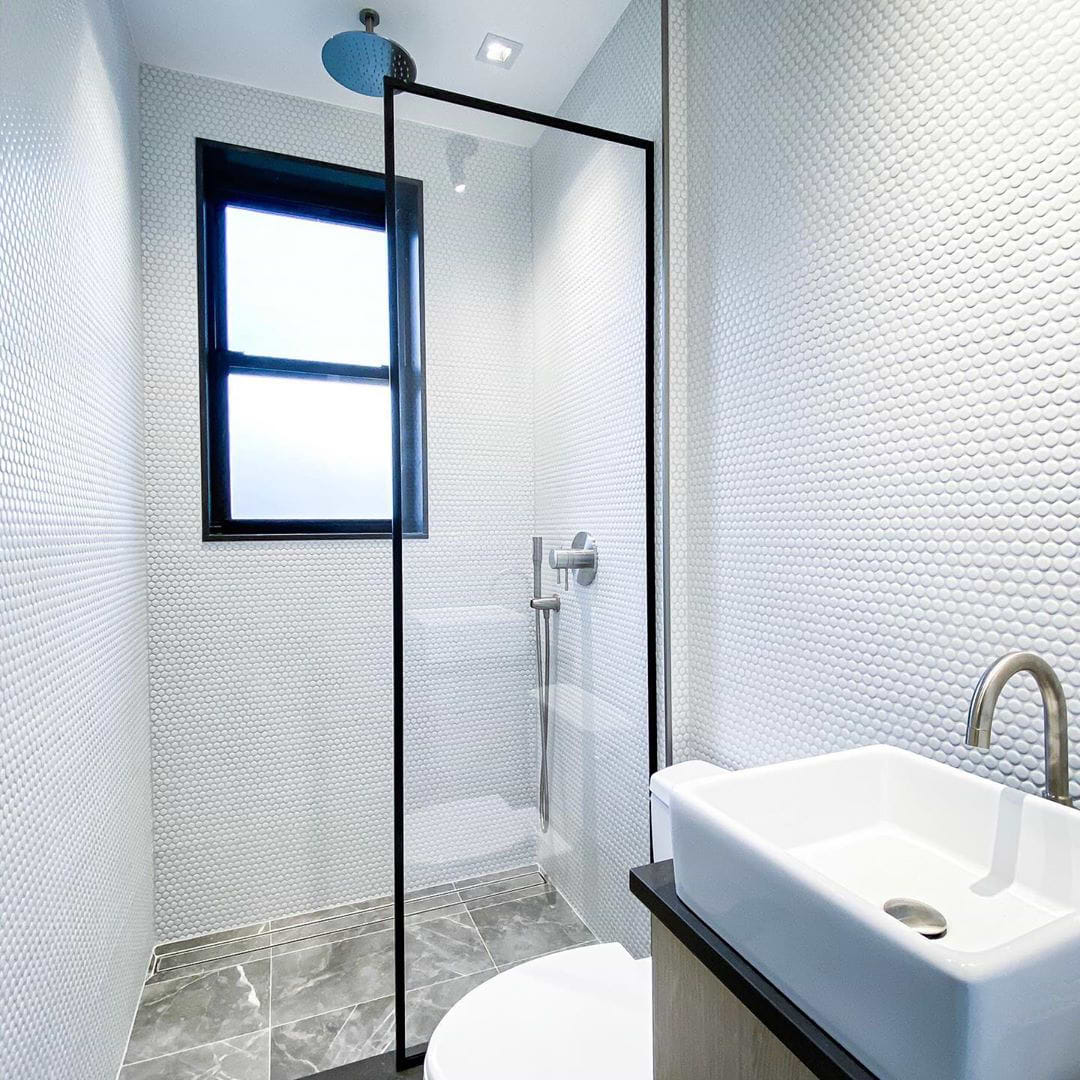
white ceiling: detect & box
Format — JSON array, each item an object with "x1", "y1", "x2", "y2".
[{"x1": 120, "y1": 0, "x2": 634, "y2": 145}]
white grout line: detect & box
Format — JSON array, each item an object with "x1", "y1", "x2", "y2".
[
  {"x1": 120, "y1": 1025, "x2": 268, "y2": 1068},
  {"x1": 463, "y1": 904, "x2": 498, "y2": 974},
  {"x1": 409, "y1": 966, "x2": 495, "y2": 996},
  {"x1": 267, "y1": 995, "x2": 394, "y2": 1034}
]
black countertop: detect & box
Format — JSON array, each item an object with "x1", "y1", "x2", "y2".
[{"x1": 630, "y1": 860, "x2": 878, "y2": 1080}]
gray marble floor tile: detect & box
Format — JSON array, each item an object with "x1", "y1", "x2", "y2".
[
  {"x1": 453, "y1": 864, "x2": 539, "y2": 890},
  {"x1": 271, "y1": 928, "x2": 395, "y2": 1026},
  {"x1": 273, "y1": 911, "x2": 494, "y2": 1017},
  {"x1": 406, "y1": 882, "x2": 456, "y2": 900},
  {"x1": 458, "y1": 872, "x2": 546, "y2": 904},
  {"x1": 149, "y1": 945, "x2": 273, "y2": 985},
  {"x1": 404, "y1": 912, "x2": 494, "y2": 990},
  {"x1": 272, "y1": 902, "x2": 358, "y2": 932},
  {"x1": 156, "y1": 924, "x2": 270, "y2": 957},
  {"x1": 351, "y1": 887, "x2": 462, "y2": 923},
  {"x1": 349, "y1": 894, "x2": 391, "y2": 913},
  {"x1": 350, "y1": 892, "x2": 396, "y2": 914},
  {"x1": 119, "y1": 1031, "x2": 268, "y2": 1080},
  {"x1": 271, "y1": 909, "x2": 382, "y2": 952},
  {"x1": 271, "y1": 923, "x2": 377, "y2": 956},
  {"x1": 350, "y1": 884, "x2": 451, "y2": 910},
  {"x1": 468, "y1": 889, "x2": 594, "y2": 967},
  {"x1": 268, "y1": 968, "x2": 495, "y2": 1078},
  {"x1": 269, "y1": 997, "x2": 395, "y2": 1080},
  {"x1": 404, "y1": 889, "x2": 465, "y2": 922},
  {"x1": 124, "y1": 961, "x2": 270, "y2": 1064},
  {"x1": 404, "y1": 969, "x2": 495, "y2": 1046},
  {"x1": 463, "y1": 881, "x2": 550, "y2": 912},
  {"x1": 271, "y1": 890, "x2": 463, "y2": 954}
]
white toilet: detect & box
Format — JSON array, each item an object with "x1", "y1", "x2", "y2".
[{"x1": 424, "y1": 760, "x2": 723, "y2": 1080}]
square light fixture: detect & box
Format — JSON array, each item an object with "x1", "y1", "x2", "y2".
[{"x1": 476, "y1": 32, "x2": 523, "y2": 69}]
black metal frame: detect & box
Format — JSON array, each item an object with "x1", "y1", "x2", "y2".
[
  {"x1": 384, "y1": 79, "x2": 657, "y2": 1074},
  {"x1": 195, "y1": 139, "x2": 428, "y2": 540}
]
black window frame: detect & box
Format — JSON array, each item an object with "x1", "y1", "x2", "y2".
[{"x1": 195, "y1": 138, "x2": 428, "y2": 541}]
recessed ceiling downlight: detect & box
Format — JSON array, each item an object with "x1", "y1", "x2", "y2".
[{"x1": 476, "y1": 32, "x2": 523, "y2": 69}]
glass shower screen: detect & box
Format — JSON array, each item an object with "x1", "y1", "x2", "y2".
[{"x1": 385, "y1": 81, "x2": 655, "y2": 1070}]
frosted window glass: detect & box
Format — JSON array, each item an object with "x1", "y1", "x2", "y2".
[
  {"x1": 225, "y1": 206, "x2": 389, "y2": 366},
  {"x1": 228, "y1": 373, "x2": 392, "y2": 520}
]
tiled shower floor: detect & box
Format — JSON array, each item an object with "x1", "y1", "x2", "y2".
[{"x1": 119, "y1": 865, "x2": 595, "y2": 1080}]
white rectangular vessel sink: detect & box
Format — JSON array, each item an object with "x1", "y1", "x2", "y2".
[{"x1": 671, "y1": 745, "x2": 1080, "y2": 1080}]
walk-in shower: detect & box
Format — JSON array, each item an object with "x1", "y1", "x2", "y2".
[
  {"x1": 389, "y1": 81, "x2": 656, "y2": 1072},
  {"x1": 114, "y1": 71, "x2": 655, "y2": 1080}
]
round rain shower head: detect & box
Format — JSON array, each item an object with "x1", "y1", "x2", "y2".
[{"x1": 322, "y1": 8, "x2": 417, "y2": 97}]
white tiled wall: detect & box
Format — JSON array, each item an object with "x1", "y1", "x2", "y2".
[
  {"x1": 141, "y1": 4, "x2": 662, "y2": 943},
  {"x1": 140, "y1": 67, "x2": 536, "y2": 938},
  {"x1": 0, "y1": 2, "x2": 153, "y2": 1078},
  {"x1": 534, "y1": 0, "x2": 661, "y2": 959},
  {"x1": 675, "y1": 0, "x2": 1080, "y2": 794}
]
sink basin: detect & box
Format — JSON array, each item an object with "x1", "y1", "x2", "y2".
[{"x1": 671, "y1": 745, "x2": 1080, "y2": 1080}]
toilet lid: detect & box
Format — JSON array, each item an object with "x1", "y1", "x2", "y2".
[{"x1": 424, "y1": 942, "x2": 651, "y2": 1080}]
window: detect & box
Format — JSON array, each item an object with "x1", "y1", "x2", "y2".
[{"x1": 196, "y1": 140, "x2": 427, "y2": 539}]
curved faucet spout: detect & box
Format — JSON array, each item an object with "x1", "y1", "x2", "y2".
[{"x1": 966, "y1": 651, "x2": 1073, "y2": 807}]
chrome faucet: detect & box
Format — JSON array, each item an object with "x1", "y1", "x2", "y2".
[{"x1": 966, "y1": 652, "x2": 1073, "y2": 808}]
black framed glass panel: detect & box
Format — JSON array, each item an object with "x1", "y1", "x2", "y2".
[{"x1": 385, "y1": 83, "x2": 656, "y2": 1073}]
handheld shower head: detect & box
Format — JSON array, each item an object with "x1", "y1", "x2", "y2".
[{"x1": 322, "y1": 8, "x2": 417, "y2": 98}]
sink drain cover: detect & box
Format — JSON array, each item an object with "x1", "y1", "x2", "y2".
[{"x1": 883, "y1": 897, "x2": 947, "y2": 939}]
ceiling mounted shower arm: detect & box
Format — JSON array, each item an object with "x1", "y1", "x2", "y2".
[{"x1": 359, "y1": 8, "x2": 379, "y2": 33}]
